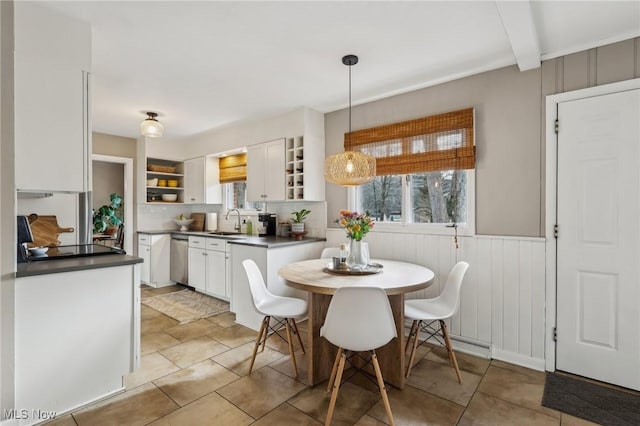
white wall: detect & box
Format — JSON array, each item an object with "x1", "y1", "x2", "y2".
[{"x1": 0, "y1": 0, "x2": 15, "y2": 415}]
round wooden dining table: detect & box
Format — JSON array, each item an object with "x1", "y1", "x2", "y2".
[{"x1": 279, "y1": 258, "x2": 434, "y2": 389}]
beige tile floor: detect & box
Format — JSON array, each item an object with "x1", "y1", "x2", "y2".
[{"x1": 47, "y1": 285, "x2": 598, "y2": 426}]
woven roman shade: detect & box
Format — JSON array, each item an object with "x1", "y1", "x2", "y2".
[
  {"x1": 344, "y1": 108, "x2": 475, "y2": 175},
  {"x1": 218, "y1": 153, "x2": 247, "y2": 183}
]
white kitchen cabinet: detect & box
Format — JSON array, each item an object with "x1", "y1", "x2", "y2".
[
  {"x1": 188, "y1": 250, "x2": 207, "y2": 292},
  {"x1": 207, "y1": 250, "x2": 226, "y2": 296},
  {"x1": 247, "y1": 139, "x2": 286, "y2": 201},
  {"x1": 188, "y1": 236, "x2": 229, "y2": 300},
  {"x1": 138, "y1": 233, "x2": 172, "y2": 287},
  {"x1": 184, "y1": 157, "x2": 222, "y2": 204},
  {"x1": 139, "y1": 243, "x2": 151, "y2": 284},
  {"x1": 230, "y1": 240, "x2": 325, "y2": 330},
  {"x1": 14, "y1": 2, "x2": 92, "y2": 192}
]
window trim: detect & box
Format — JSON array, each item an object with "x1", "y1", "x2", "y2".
[
  {"x1": 222, "y1": 182, "x2": 263, "y2": 213},
  {"x1": 349, "y1": 170, "x2": 475, "y2": 237}
]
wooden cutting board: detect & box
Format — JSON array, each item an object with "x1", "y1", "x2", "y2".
[
  {"x1": 190, "y1": 213, "x2": 206, "y2": 231},
  {"x1": 28, "y1": 214, "x2": 75, "y2": 247}
]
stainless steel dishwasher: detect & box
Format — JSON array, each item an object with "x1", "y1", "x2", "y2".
[{"x1": 170, "y1": 234, "x2": 189, "y2": 285}]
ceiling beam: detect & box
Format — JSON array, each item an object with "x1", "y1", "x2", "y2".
[{"x1": 495, "y1": 1, "x2": 541, "y2": 71}]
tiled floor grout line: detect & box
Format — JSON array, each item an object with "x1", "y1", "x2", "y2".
[{"x1": 82, "y1": 285, "x2": 565, "y2": 426}]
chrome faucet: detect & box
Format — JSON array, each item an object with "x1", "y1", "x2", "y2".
[{"x1": 225, "y1": 208, "x2": 242, "y2": 232}]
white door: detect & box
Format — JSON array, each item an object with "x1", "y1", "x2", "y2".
[{"x1": 556, "y1": 88, "x2": 640, "y2": 390}]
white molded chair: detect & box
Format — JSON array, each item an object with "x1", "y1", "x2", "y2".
[
  {"x1": 321, "y1": 287, "x2": 396, "y2": 426},
  {"x1": 404, "y1": 261, "x2": 469, "y2": 381},
  {"x1": 320, "y1": 243, "x2": 370, "y2": 261},
  {"x1": 320, "y1": 247, "x2": 341, "y2": 259},
  {"x1": 242, "y1": 259, "x2": 307, "y2": 377}
]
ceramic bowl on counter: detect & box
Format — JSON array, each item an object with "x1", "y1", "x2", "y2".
[
  {"x1": 174, "y1": 218, "x2": 194, "y2": 231},
  {"x1": 161, "y1": 193, "x2": 178, "y2": 202},
  {"x1": 27, "y1": 246, "x2": 49, "y2": 256}
]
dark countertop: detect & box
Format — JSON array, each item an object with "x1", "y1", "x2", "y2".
[
  {"x1": 16, "y1": 254, "x2": 143, "y2": 278},
  {"x1": 227, "y1": 236, "x2": 326, "y2": 248},
  {"x1": 138, "y1": 229, "x2": 325, "y2": 248}
]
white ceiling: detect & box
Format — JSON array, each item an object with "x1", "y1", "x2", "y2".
[{"x1": 40, "y1": 1, "x2": 640, "y2": 139}]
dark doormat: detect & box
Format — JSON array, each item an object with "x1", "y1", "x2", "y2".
[{"x1": 542, "y1": 373, "x2": 640, "y2": 426}]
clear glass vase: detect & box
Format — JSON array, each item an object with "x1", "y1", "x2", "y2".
[{"x1": 346, "y1": 239, "x2": 369, "y2": 270}]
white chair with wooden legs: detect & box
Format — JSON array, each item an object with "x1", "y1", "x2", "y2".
[
  {"x1": 321, "y1": 287, "x2": 397, "y2": 426},
  {"x1": 242, "y1": 259, "x2": 307, "y2": 377},
  {"x1": 404, "y1": 261, "x2": 469, "y2": 382},
  {"x1": 320, "y1": 247, "x2": 341, "y2": 259}
]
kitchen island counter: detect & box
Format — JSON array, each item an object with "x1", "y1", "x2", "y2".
[
  {"x1": 15, "y1": 256, "x2": 141, "y2": 420},
  {"x1": 16, "y1": 254, "x2": 142, "y2": 278}
]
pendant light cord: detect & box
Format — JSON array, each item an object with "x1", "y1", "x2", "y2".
[{"x1": 348, "y1": 61, "x2": 352, "y2": 141}]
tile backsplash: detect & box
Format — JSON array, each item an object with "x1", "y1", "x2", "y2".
[
  {"x1": 138, "y1": 200, "x2": 327, "y2": 238},
  {"x1": 137, "y1": 203, "x2": 220, "y2": 231}
]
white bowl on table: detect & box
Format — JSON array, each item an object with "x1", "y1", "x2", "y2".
[
  {"x1": 161, "y1": 194, "x2": 178, "y2": 202},
  {"x1": 174, "y1": 218, "x2": 194, "y2": 231}
]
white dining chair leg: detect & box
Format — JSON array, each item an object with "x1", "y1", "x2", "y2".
[
  {"x1": 291, "y1": 319, "x2": 305, "y2": 354},
  {"x1": 326, "y1": 349, "x2": 342, "y2": 392},
  {"x1": 249, "y1": 316, "x2": 269, "y2": 374},
  {"x1": 440, "y1": 320, "x2": 462, "y2": 384},
  {"x1": 405, "y1": 320, "x2": 418, "y2": 354},
  {"x1": 325, "y1": 349, "x2": 346, "y2": 426},
  {"x1": 405, "y1": 320, "x2": 422, "y2": 378},
  {"x1": 260, "y1": 316, "x2": 271, "y2": 353},
  {"x1": 284, "y1": 318, "x2": 299, "y2": 377},
  {"x1": 371, "y1": 350, "x2": 395, "y2": 426}
]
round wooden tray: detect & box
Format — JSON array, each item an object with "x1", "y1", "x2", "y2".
[{"x1": 323, "y1": 262, "x2": 384, "y2": 275}]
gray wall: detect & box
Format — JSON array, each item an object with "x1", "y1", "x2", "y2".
[
  {"x1": 92, "y1": 161, "x2": 124, "y2": 210},
  {"x1": 325, "y1": 37, "x2": 640, "y2": 237}
]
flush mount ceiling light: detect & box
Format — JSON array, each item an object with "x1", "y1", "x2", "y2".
[
  {"x1": 324, "y1": 55, "x2": 376, "y2": 187},
  {"x1": 140, "y1": 112, "x2": 164, "y2": 138}
]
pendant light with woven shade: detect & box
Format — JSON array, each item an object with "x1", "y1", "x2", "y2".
[{"x1": 324, "y1": 55, "x2": 376, "y2": 186}]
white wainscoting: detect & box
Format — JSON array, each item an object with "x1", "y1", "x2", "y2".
[{"x1": 325, "y1": 229, "x2": 546, "y2": 370}]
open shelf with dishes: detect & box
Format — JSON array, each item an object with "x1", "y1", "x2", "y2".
[{"x1": 146, "y1": 157, "x2": 185, "y2": 203}]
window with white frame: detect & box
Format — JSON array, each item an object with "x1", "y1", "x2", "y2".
[
  {"x1": 348, "y1": 108, "x2": 475, "y2": 231},
  {"x1": 219, "y1": 152, "x2": 261, "y2": 211},
  {"x1": 223, "y1": 181, "x2": 262, "y2": 210}
]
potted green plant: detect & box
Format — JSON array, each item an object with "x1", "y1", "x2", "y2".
[
  {"x1": 290, "y1": 208, "x2": 310, "y2": 233},
  {"x1": 93, "y1": 193, "x2": 124, "y2": 234}
]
